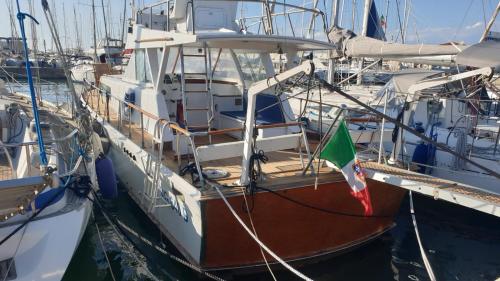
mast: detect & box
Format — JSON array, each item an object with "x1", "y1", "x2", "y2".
[
  {"x1": 327, "y1": 0, "x2": 341, "y2": 84},
  {"x1": 63, "y1": 2, "x2": 68, "y2": 51},
  {"x1": 101, "y1": 0, "x2": 111, "y2": 63},
  {"x1": 92, "y1": 0, "x2": 98, "y2": 62},
  {"x1": 356, "y1": 0, "x2": 373, "y2": 85},
  {"x1": 351, "y1": 0, "x2": 357, "y2": 31},
  {"x1": 28, "y1": 0, "x2": 42, "y2": 103},
  {"x1": 402, "y1": 0, "x2": 411, "y2": 43},
  {"x1": 339, "y1": 0, "x2": 345, "y2": 27},
  {"x1": 6, "y1": 0, "x2": 20, "y2": 53},
  {"x1": 73, "y1": 5, "x2": 82, "y2": 54},
  {"x1": 479, "y1": 0, "x2": 500, "y2": 42},
  {"x1": 120, "y1": 0, "x2": 127, "y2": 48}
]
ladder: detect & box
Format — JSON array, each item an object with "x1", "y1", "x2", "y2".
[
  {"x1": 179, "y1": 44, "x2": 214, "y2": 143},
  {"x1": 143, "y1": 119, "x2": 170, "y2": 211}
]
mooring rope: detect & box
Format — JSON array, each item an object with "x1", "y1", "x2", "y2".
[
  {"x1": 214, "y1": 185, "x2": 313, "y2": 281},
  {"x1": 409, "y1": 191, "x2": 436, "y2": 281},
  {"x1": 94, "y1": 215, "x2": 117, "y2": 281},
  {"x1": 90, "y1": 190, "x2": 225, "y2": 281},
  {"x1": 114, "y1": 219, "x2": 226, "y2": 281}
]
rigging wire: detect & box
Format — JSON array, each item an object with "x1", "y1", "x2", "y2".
[{"x1": 452, "y1": 0, "x2": 476, "y2": 41}]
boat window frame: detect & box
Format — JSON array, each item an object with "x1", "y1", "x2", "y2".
[{"x1": 134, "y1": 48, "x2": 153, "y2": 84}]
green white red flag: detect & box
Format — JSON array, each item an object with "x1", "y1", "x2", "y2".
[{"x1": 319, "y1": 120, "x2": 373, "y2": 216}]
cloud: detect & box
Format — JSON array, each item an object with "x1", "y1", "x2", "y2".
[{"x1": 465, "y1": 21, "x2": 482, "y2": 30}]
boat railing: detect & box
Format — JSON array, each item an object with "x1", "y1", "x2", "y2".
[
  {"x1": 0, "y1": 129, "x2": 79, "y2": 180},
  {"x1": 237, "y1": 1, "x2": 327, "y2": 39},
  {"x1": 83, "y1": 81, "x2": 192, "y2": 140},
  {"x1": 83, "y1": 81, "x2": 312, "y2": 185},
  {"x1": 136, "y1": 0, "x2": 327, "y2": 39}
]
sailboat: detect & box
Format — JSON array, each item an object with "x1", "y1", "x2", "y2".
[{"x1": 0, "y1": 2, "x2": 103, "y2": 280}]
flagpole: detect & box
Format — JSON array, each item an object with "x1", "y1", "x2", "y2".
[{"x1": 302, "y1": 108, "x2": 344, "y2": 175}]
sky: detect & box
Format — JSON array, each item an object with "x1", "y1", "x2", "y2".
[{"x1": 1, "y1": 0, "x2": 499, "y2": 52}]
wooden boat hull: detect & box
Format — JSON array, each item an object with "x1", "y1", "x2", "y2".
[{"x1": 200, "y1": 179, "x2": 406, "y2": 270}]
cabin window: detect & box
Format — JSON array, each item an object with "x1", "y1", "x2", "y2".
[{"x1": 135, "y1": 49, "x2": 152, "y2": 83}]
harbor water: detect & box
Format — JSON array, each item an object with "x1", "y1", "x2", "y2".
[{"x1": 8, "y1": 81, "x2": 500, "y2": 281}]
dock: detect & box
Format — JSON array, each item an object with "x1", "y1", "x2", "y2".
[{"x1": 364, "y1": 161, "x2": 500, "y2": 217}]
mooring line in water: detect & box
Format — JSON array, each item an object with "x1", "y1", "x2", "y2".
[
  {"x1": 90, "y1": 189, "x2": 225, "y2": 281},
  {"x1": 409, "y1": 191, "x2": 437, "y2": 281},
  {"x1": 114, "y1": 219, "x2": 226, "y2": 281},
  {"x1": 90, "y1": 190, "x2": 159, "y2": 280},
  {"x1": 94, "y1": 214, "x2": 117, "y2": 281},
  {"x1": 214, "y1": 186, "x2": 314, "y2": 281}
]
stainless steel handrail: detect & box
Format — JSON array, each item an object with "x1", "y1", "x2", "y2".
[{"x1": 0, "y1": 129, "x2": 78, "y2": 148}]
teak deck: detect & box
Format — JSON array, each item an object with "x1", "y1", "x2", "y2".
[{"x1": 85, "y1": 91, "x2": 346, "y2": 197}]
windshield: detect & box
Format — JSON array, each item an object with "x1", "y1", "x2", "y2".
[{"x1": 234, "y1": 51, "x2": 267, "y2": 85}]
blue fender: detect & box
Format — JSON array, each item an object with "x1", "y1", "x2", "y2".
[{"x1": 95, "y1": 154, "x2": 118, "y2": 199}]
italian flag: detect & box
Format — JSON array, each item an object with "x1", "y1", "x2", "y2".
[{"x1": 319, "y1": 120, "x2": 373, "y2": 216}]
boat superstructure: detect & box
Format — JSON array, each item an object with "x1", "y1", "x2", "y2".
[{"x1": 81, "y1": 0, "x2": 407, "y2": 271}]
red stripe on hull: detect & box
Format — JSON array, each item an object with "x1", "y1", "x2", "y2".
[{"x1": 201, "y1": 179, "x2": 406, "y2": 269}]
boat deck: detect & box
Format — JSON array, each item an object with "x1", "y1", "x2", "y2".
[
  {"x1": 364, "y1": 161, "x2": 500, "y2": 217},
  {"x1": 84, "y1": 91, "x2": 347, "y2": 198},
  {"x1": 0, "y1": 92, "x2": 77, "y2": 221}
]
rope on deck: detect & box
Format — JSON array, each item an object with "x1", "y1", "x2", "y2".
[{"x1": 214, "y1": 185, "x2": 314, "y2": 281}]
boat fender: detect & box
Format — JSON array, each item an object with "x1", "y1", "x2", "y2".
[
  {"x1": 95, "y1": 153, "x2": 118, "y2": 199},
  {"x1": 412, "y1": 142, "x2": 429, "y2": 174}
]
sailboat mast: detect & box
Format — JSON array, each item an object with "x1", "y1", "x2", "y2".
[
  {"x1": 327, "y1": 0, "x2": 341, "y2": 84},
  {"x1": 101, "y1": 0, "x2": 111, "y2": 63},
  {"x1": 92, "y1": 0, "x2": 98, "y2": 62},
  {"x1": 63, "y1": 2, "x2": 68, "y2": 51},
  {"x1": 120, "y1": 0, "x2": 127, "y2": 48},
  {"x1": 356, "y1": 0, "x2": 373, "y2": 85},
  {"x1": 73, "y1": 6, "x2": 81, "y2": 53}
]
